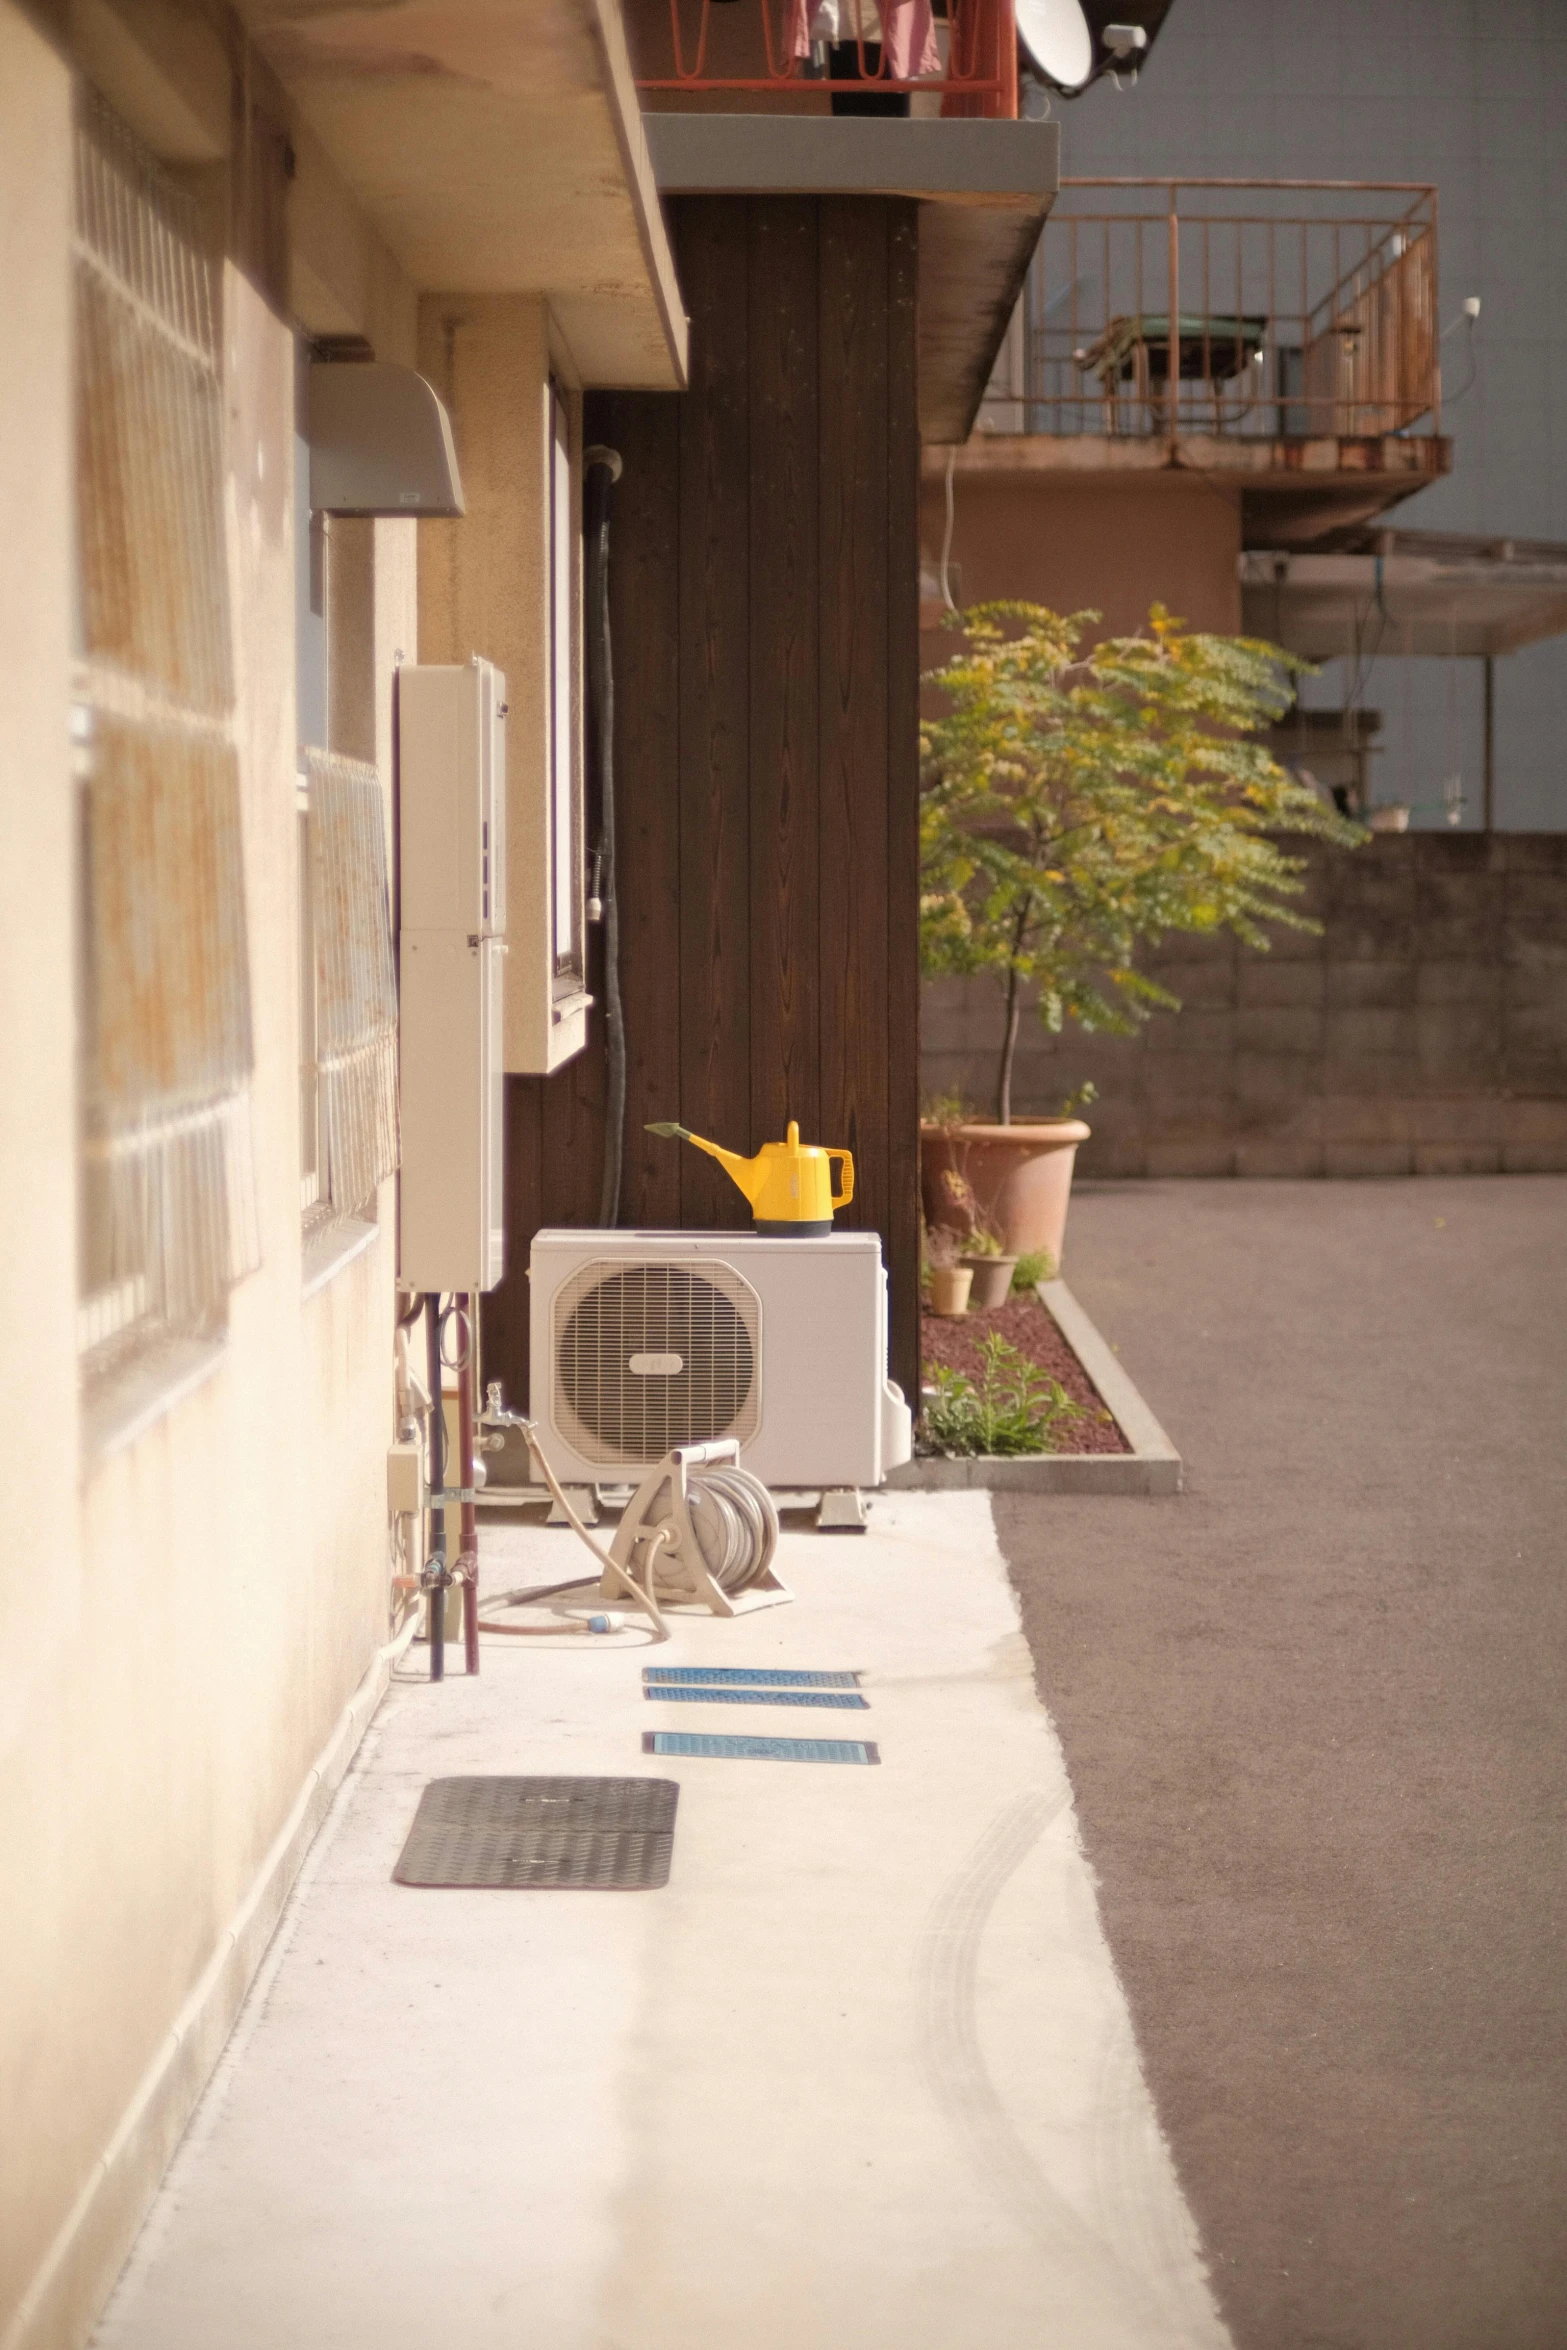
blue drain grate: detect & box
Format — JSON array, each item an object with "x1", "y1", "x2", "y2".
[
  {"x1": 644, "y1": 1686, "x2": 868, "y2": 1710},
  {"x1": 643, "y1": 1667, "x2": 862, "y2": 1689},
  {"x1": 643, "y1": 1731, "x2": 880, "y2": 1765}
]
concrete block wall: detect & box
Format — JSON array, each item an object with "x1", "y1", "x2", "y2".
[{"x1": 923, "y1": 836, "x2": 1567, "y2": 1179}]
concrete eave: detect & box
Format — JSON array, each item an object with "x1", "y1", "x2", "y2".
[
  {"x1": 1240, "y1": 548, "x2": 1567, "y2": 658},
  {"x1": 930, "y1": 431, "x2": 1453, "y2": 546},
  {"x1": 645, "y1": 116, "x2": 1059, "y2": 444},
  {"x1": 935, "y1": 432, "x2": 1452, "y2": 484},
  {"x1": 239, "y1": 0, "x2": 688, "y2": 389}
]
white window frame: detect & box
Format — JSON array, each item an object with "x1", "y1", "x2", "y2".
[{"x1": 297, "y1": 772, "x2": 323, "y2": 1220}]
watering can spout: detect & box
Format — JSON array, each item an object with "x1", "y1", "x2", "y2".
[
  {"x1": 643, "y1": 1120, "x2": 763, "y2": 1205},
  {"x1": 644, "y1": 1119, "x2": 853, "y2": 1233}
]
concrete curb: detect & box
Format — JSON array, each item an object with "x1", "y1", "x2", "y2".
[{"x1": 887, "y1": 1279, "x2": 1183, "y2": 1496}]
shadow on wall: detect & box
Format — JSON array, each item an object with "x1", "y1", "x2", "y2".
[{"x1": 923, "y1": 836, "x2": 1567, "y2": 1179}]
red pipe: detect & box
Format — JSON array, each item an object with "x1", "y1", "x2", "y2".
[{"x1": 457, "y1": 1292, "x2": 480, "y2": 1674}]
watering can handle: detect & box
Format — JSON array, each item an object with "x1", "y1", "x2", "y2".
[{"x1": 828, "y1": 1149, "x2": 855, "y2": 1210}]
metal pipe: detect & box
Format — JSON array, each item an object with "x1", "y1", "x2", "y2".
[
  {"x1": 1483, "y1": 655, "x2": 1495, "y2": 833},
  {"x1": 425, "y1": 1290, "x2": 446, "y2": 1681},
  {"x1": 1061, "y1": 177, "x2": 1438, "y2": 193},
  {"x1": 457, "y1": 1292, "x2": 480, "y2": 1673},
  {"x1": 1167, "y1": 185, "x2": 1179, "y2": 454}
]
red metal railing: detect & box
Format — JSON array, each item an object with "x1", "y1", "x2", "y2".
[
  {"x1": 636, "y1": 0, "x2": 1018, "y2": 115},
  {"x1": 983, "y1": 179, "x2": 1442, "y2": 441}
]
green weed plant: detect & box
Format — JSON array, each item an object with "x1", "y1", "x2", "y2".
[{"x1": 922, "y1": 1332, "x2": 1086, "y2": 1458}]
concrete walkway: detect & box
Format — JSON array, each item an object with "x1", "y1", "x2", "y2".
[
  {"x1": 998, "y1": 1176, "x2": 1567, "y2": 2350},
  {"x1": 95, "y1": 1496, "x2": 1228, "y2": 2350}
]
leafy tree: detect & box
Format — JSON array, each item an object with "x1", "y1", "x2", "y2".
[{"x1": 920, "y1": 602, "x2": 1364, "y2": 1123}]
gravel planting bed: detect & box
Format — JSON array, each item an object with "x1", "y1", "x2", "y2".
[{"x1": 921, "y1": 1294, "x2": 1130, "y2": 1455}]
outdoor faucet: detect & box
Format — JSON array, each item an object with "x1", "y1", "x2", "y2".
[{"x1": 478, "y1": 1381, "x2": 531, "y2": 1452}]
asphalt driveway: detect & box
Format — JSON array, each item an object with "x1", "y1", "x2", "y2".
[{"x1": 998, "y1": 1175, "x2": 1567, "y2": 2350}]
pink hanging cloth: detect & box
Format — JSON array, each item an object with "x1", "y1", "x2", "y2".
[{"x1": 790, "y1": 0, "x2": 941, "y2": 82}]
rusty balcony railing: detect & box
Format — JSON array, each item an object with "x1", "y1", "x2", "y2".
[
  {"x1": 987, "y1": 180, "x2": 1442, "y2": 441},
  {"x1": 632, "y1": 0, "x2": 1018, "y2": 115}
]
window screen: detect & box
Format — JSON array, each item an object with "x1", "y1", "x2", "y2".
[
  {"x1": 300, "y1": 748, "x2": 399, "y2": 1216},
  {"x1": 74, "y1": 87, "x2": 259, "y2": 1356}
]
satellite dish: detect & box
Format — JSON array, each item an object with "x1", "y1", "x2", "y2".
[{"x1": 1017, "y1": 0, "x2": 1094, "y2": 89}]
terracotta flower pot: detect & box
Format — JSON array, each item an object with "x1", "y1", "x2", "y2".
[
  {"x1": 928, "y1": 1264, "x2": 973, "y2": 1317},
  {"x1": 921, "y1": 1120, "x2": 1091, "y2": 1269},
  {"x1": 959, "y1": 1253, "x2": 1018, "y2": 1309}
]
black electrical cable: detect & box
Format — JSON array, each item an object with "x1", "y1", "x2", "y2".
[{"x1": 584, "y1": 446, "x2": 624, "y2": 1227}]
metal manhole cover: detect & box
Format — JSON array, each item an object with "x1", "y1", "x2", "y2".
[{"x1": 394, "y1": 1776, "x2": 678, "y2": 1890}]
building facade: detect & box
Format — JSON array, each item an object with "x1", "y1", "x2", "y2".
[
  {"x1": 0, "y1": 5, "x2": 683, "y2": 2343},
  {"x1": 1, "y1": 6, "x2": 1047, "y2": 2342}
]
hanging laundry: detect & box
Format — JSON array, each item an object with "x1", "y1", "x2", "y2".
[{"x1": 791, "y1": 0, "x2": 939, "y2": 82}]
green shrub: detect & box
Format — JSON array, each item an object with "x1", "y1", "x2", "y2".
[
  {"x1": 921, "y1": 1333, "x2": 1085, "y2": 1458},
  {"x1": 1010, "y1": 1248, "x2": 1056, "y2": 1293}
]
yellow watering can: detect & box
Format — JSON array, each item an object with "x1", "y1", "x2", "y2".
[{"x1": 646, "y1": 1120, "x2": 854, "y2": 1236}]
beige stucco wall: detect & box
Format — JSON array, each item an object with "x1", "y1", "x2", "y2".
[
  {"x1": 0, "y1": 21, "x2": 417, "y2": 2344},
  {"x1": 0, "y1": 0, "x2": 657, "y2": 2328},
  {"x1": 0, "y1": 5, "x2": 86, "y2": 2323}
]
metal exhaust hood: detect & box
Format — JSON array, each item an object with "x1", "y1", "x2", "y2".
[{"x1": 309, "y1": 361, "x2": 464, "y2": 518}]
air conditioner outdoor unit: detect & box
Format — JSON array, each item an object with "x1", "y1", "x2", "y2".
[{"x1": 528, "y1": 1229, "x2": 912, "y2": 1491}]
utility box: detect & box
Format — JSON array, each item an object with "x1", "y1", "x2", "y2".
[
  {"x1": 398, "y1": 658, "x2": 508, "y2": 1295},
  {"x1": 398, "y1": 659, "x2": 507, "y2": 937}
]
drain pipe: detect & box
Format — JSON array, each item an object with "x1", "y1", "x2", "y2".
[{"x1": 585, "y1": 444, "x2": 624, "y2": 1227}]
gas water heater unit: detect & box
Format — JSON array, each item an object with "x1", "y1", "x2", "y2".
[
  {"x1": 528, "y1": 1229, "x2": 912, "y2": 1491},
  {"x1": 397, "y1": 656, "x2": 507, "y2": 1295}
]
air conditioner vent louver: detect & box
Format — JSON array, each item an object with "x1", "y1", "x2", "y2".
[{"x1": 552, "y1": 1260, "x2": 761, "y2": 1467}]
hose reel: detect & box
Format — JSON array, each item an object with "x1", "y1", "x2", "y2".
[
  {"x1": 613, "y1": 1443, "x2": 786, "y2": 1614},
  {"x1": 483, "y1": 1392, "x2": 790, "y2": 1636}
]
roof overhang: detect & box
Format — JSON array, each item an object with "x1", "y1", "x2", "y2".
[
  {"x1": 1240, "y1": 537, "x2": 1567, "y2": 658},
  {"x1": 238, "y1": 0, "x2": 687, "y2": 389},
  {"x1": 644, "y1": 116, "x2": 1060, "y2": 444}
]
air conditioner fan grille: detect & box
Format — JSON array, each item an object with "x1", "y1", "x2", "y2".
[{"x1": 552, "y1": 1260, "x2": 760, "y2": 1466}]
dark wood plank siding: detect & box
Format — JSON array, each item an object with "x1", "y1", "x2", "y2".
[
  {"x1": 483, "y1": 195, "x2": 922, "y2": 1411},
  {"x1": 613, "y1": 390, "x2": 684, "y2": 1229},
  {"x1": 749, "y1": 200, "x2": 822, "y2": 1162},
  {"x1": 819, "y1": 196, "x2": 892, "y2": 1290},
  {"x1": 884, "y1": 204, "x2": 923, "y2": 1388},
  {"x1": 676, "y1": 200, "x2": 752, "y2": 1235}
]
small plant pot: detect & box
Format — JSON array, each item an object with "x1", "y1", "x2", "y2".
[
  {"x1": 928, "y1": 1265, "x2": 974, "y2": 1317},
  {"x1": 959, "y1": 1253, "x2": 1017, "y2": 1309}
]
